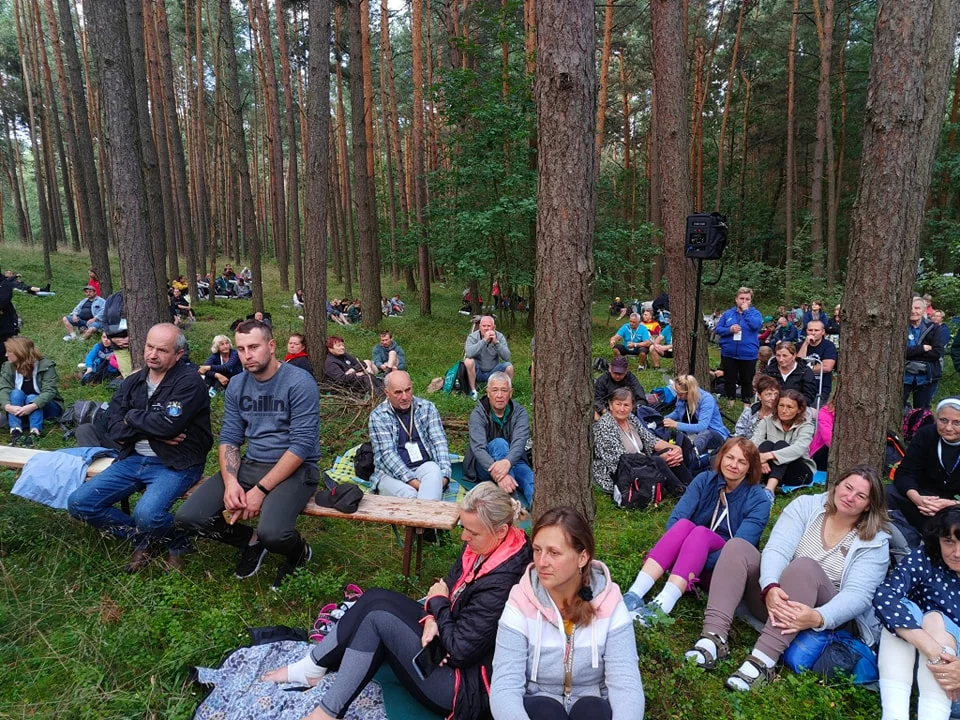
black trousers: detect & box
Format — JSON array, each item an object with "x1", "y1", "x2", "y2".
[
  {"x1": 523, "y1": 695, "x2": 613, "y2": 720},
  {"x1": 758, "y1": 440, "x2": 812, "y2": 487},
  {"x1": 719, "y1": 355, "x2": 756, "y2": 403}
]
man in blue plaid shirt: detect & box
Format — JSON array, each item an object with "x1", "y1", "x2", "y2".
[{"x1": 368, "y1": 371, "x2": 450, "y2": 500}]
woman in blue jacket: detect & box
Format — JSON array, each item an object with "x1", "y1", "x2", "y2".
[
  {"x1": 623, "y1": 437, "x2": 771, "y2": 621},
  {"x1": 664, "y1": 375, "x2": 730, "y2": 457},
  {"x1": 714, "y1": 287, "x2": 764, "y2": 407}
]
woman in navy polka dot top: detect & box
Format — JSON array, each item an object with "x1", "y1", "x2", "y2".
[{"x1": 873, "y1": 506, "x2": 960, "y2": 719}]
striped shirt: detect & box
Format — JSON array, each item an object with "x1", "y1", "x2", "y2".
[{"x1": 792, "y1": 514, "x2": 856, "y2": 589}]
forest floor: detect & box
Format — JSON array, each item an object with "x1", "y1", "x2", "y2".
[{"x1": 1, "y1": 245, "x2": 956, "y2": 719}]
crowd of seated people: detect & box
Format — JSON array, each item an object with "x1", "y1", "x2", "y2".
[{"x1": 10, "y1": 269, "x2": 960, "y2": 720}]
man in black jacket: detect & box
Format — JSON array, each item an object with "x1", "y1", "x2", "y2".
[
  {"x1": 68, "y1": 323, "x2": 212, "y2": 573},
  {"x1": 593, "y1": 356, "x2": 646, "y2": 419}
]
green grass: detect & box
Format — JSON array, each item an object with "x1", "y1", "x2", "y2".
[{"x1": 0, "y1": 244, "x2": 957, "y2": 718}]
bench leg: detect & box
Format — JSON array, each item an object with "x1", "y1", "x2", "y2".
[
  {"x1": 402, "y1": 526, "x2": 415, "y2": 577},
  {"x1": 415, "y1": 529, "x2": 423, "y2": 577}
]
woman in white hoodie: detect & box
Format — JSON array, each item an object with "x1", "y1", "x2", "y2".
[{"x1": 490, "y1": 507, "x2": 644, "y2": 720}]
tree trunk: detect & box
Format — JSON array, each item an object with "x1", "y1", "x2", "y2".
[
  {"x1": 831, "y1": 0, "x2": 960, "y2": 474},
  {"x1": 412, "y1": 0, "x2": 431, "y2": 315},
  {"x1": 304, "y1": 0, "x2": 331, "y2": 379},
  {"x1": 379, "y1": 7, "x2": 400, "y2": 283},
  {"x1": 652, "y1": 0, "x2": 706, "y2": 384},
  {"x1": 714, "y1": 0, "x2": 748, "y2": 212},
  {"x1": 218, "y1": 0, "x2": 264, "y2": 312},
  {"x1": 334, "y1": 6, "x2": 356, "y2": 291},
  {"x1": 359, "y1": 0, "x2": 380, "y2": 275},
  {"x1": 86, "y1": 0, "x2": 167, "y2": 365},
  {"x1": 56, "y1": 0, "x2": 111, "y2": 291},
  {"x1": 784, "y1": 0, "x2": 799, "y2": 303},
  {"x1": 382, "y1": 0, "x2": 411, "y2": 281},
  {"x1": 533, "y1": 0, "x2": 596, "y2": 521},
  {"x1": 595, "y1": 0, "x2": 614, "y2": 167},
  {"x1": 347, "y1": 0, "x2": 382, "y2": 328},
  {"x1": 188, "y1": 0, "x2": 214, "y2": 302},
  {"x1": 277, "y1": 0, "x2": 303, "y2": 292},
  {"x1": 126, "y1": 0, "x2": 170, "y2": 303},
  {"x1": 809, "y1": 0, "x2": 834, "y2": 272}
]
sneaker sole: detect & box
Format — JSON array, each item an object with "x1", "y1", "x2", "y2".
[{"x1": 234, "y1": 547, "x2": 268, "y2": 579}]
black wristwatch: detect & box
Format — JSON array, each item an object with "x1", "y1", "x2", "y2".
[{"x1": 255, "y1": 482, "x2": 271, "y2": 496}]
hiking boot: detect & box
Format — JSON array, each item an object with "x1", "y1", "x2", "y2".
[
  {"x1": 234, "y1": 541, "x2": 268, "y2": 579},
  {"x1": 163, "y1": 552, "x2": 185, "y2": 573},
  {"x1": 125, "y1": 548, "x2": 152, "y2": 574},
  {"x1": 8, "y1": 428, "x2": 22, "y2": 446},
  {"x1": 272, "y1": 541, "x2": 312, "y2": 591}
]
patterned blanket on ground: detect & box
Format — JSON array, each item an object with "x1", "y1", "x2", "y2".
[
  {"x1": 194, "y1": 641, "x2": 389, "y2": 720},
  {"x1": 326, "y1": 445, "x2": 465, "y2": 503}
]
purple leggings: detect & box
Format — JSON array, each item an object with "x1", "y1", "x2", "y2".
[{"x1": 647, "y1": 518, "x2": 726, "y2": 586}]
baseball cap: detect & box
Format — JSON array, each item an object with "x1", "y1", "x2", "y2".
[
  {"x1": 82, "y1": 285, "x2": 96, "y2": 291},
  {"x1": 610, "y1": 356, "x2": 628, "y2": 373}
]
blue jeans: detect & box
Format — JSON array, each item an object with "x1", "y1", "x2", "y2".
[
  {"x1": 8, "y1": 389, "x2": 62, "y2": 432},
  {"x1": 475, "y1": 362, "x2": 512, "y2": 383},
  {"x1": 68, "y1": 455, "x2": 203, "y2": 555},
  {"x1": 476, "y1": 437, "x2": 535, "y2": 507}
]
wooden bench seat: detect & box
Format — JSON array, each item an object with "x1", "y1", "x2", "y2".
[{"x1": 0, "y1": 446, "x2": 458, "y2": 577}]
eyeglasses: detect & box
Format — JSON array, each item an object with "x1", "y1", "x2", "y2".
[{"x1": 937, "y1": 417, "x2": 960, "y2": 428}]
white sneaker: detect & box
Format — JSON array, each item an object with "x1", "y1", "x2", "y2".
[
  {"x1": 63, "y1": 334, "x2": 75, "y2": 342},
  {"x1": 468, "y1": 389, "x2": 479, "y2": 401}
]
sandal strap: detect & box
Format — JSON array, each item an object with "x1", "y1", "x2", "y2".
[{"x1": 701, "y1": 631, "x2": 729, "y2": 659}]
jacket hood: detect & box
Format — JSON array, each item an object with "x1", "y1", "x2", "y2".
[{"x1": 516, "y1": 559, "x2": 620, "y2": 627}]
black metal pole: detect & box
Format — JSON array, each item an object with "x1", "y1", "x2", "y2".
[{"x1": 690, "y1": 258, "x2": 704, "y2": 376}]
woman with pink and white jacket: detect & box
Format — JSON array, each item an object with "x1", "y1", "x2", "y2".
[{"x1": 490, "y1": 507, "x2": 644, "y2": 720}]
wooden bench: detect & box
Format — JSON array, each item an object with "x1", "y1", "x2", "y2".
[{"x1": 0, "y1": 447, "x2": 460, "y2": 577}]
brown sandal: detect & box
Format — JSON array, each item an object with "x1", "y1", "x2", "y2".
[
  {"x1": 725, "y1": 654, "x2": 775, "y2": 691},
  {"x1": 686, "y1": 631, "x2": 729, "y2": 670}
]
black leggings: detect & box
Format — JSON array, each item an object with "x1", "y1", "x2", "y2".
[
  {"x1": 758, "y1": 440, "x2": 813, "y2": 487},
  {"x1": 524, "y1": 695, "x2": 613, "y2": 720},
  {"x1": 719, "y1": 355, "x2": 757, "y2": 403},
  {"x1": 310, "y1": 588, "x2": 455, "y2": 718}
]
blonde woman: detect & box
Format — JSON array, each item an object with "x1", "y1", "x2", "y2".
[
  {"x1": 0, "y1": 336, "x2": 64, "y2": 445},
  {"x1": 663, "y1": 375, "x2": 730, "y2": 457}
]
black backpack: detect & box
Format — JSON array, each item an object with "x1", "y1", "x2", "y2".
[
  {"x1": 102, "y1": 291, "x2": 125, "y2": 336},
  {"x1": 453, "y1": 361, "x2": 471, "y2": 394},
  {"x1": 353, "y1": 442, "x2": 375, "y2": 480},
  {"x1": 612, "y1": 453, "x2": 683, "y2": 510},
  {"x1": 592, "y1": 357, "x2": 609, "y2": 374}
]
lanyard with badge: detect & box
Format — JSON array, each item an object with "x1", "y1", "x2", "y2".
[{"x1": 396, "y1": 408, "x2": 423, "y2": 464}]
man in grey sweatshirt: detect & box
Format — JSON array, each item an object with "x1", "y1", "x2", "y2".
[
  {"x1": 463, "y1": 315, "x2": 513, "y2": 401},
  {"x1": 176, "y1": 319, "x2": 320, "y2": 590}
]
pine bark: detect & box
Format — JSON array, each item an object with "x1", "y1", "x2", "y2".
[
  {"x1": 57, "y1": 0, "x2": 111, "y2": 291},
  {"x1": 714, "y1": 0, "x2": 748, "y2": 211},
  {"x1": 412, "y1": 0, "x2": 431, "y2": 315},
  {"x1": 533, "y1": 0, "x2": 595, "y2": 520},
  {"x1": 86, "y1": 0, "x2": 167, "y2": 365},
  {"x1": 595, "y1": 0, "x2": 614, "y2": 166},
  {"x1": 832, "y1": 0, "x2": 960, "y2": 473},
  {"x1": 304, "y1": 0, "x2": 331, "y2": 378},
  {"x1": 809, "y1": 0, "x2": 834, "y2": 272},
  {"x1": 784, "y1": 0, "x2": 799, "y2": 303},
  {"x1": 276, "y1": 0, "x2": 303, "y2": 291}
]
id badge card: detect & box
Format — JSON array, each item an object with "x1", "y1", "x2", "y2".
[{"x1": 405, "y1": 442, "x2": 423, "y2": 464}]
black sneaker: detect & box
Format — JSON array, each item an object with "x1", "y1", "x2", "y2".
[
  {"x1": 9, "y1": 428, "x2": 22, "y2": 446},
  {"x1": 234, "y1": 541, "x2": 267, "y2": 579},
  {"x1": 272, "y1": 541, "x2": 312, "y2": 591}
]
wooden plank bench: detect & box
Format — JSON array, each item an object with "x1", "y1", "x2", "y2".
[{"x1": 0, "y1": 447, "x2": 459, "y2": 577}]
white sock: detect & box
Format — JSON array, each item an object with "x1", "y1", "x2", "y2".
[
  {"x1": 877, "y1": 628, "x2": 917, "y2": 720},
  {"x1": 685, "y1": 634, "x2": 724, "y2": 665},
  {"x1": 627, "y1": 571, "x2": 656, "y2": 600},
  {"x1": 727, "y1": 648, "x2": 776, "y2": 691},
  {"x1": 651, "y1": 582, "x2": 683, "y2": 615},
  {"x1": 285, "y1": 654, "x2": 327, "y2": 685}
]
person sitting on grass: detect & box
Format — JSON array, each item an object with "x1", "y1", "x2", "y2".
[
  {"x1": 0, "y1": 336, "x2": 64, "y2": 446},
  {"x1": 649, "y1": 321, "x2": 673, "y2": 369},
  {"x1": 198, "y1": 335, "x2": 242, "y2": 391},
  {"x1": 463, "y1": 372, "x2": 534, "y2": 508},
  {"x1": 609, "y1": 312, "x2": 652, "y2": 369},
  {"x1": 62, "y1": 284, "x2": 105, "y2": 341},
  {"x1": 874, "y1": 506, "x2": 960, "y2": 720},
  {"x1": 284, "y1": 333, "x2": 315, "y2": 376},
  {"x1": 490, "y1": 506, "x2": 645, "y2": 720},
  {"x1": 81, "y1": 332, "x2": 118, "y2": 386},
  {"x1": 463, "y1": 315, "x2": 513, "y2": 401},
  {"x1": 622, "y1": 437, "x2": 770, "y2": 624},
  {"x1": 663, "y1": 375, "x2": 730, "y2": 460},
  {"x1": 594, "y1": 355, "x2": 646, "y2": 419},
  {"x1": 262, "y1": 483, "x2": 531, "y2": 720},
  {"x1": 765, "y1": 340, "x2": 817, "y2": 406},
  {"x1": 751, "y1": 389, "x2": 815, "y2": 498},
  {"x1": 685, "y1": 466, "x2": 890, "y2": 692},
  {"x1": 734, "y1": 375, "x2": 780, "y2": 439},
  {"x1": 371, "y1": 330, "x2": 406, "y2": 374},
  {"x1": 168, "y1": 287, "x2": 195, "y2": 327},
  {"x1": 591, "y1": 387, "x2": 692, "y2": 495}
]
